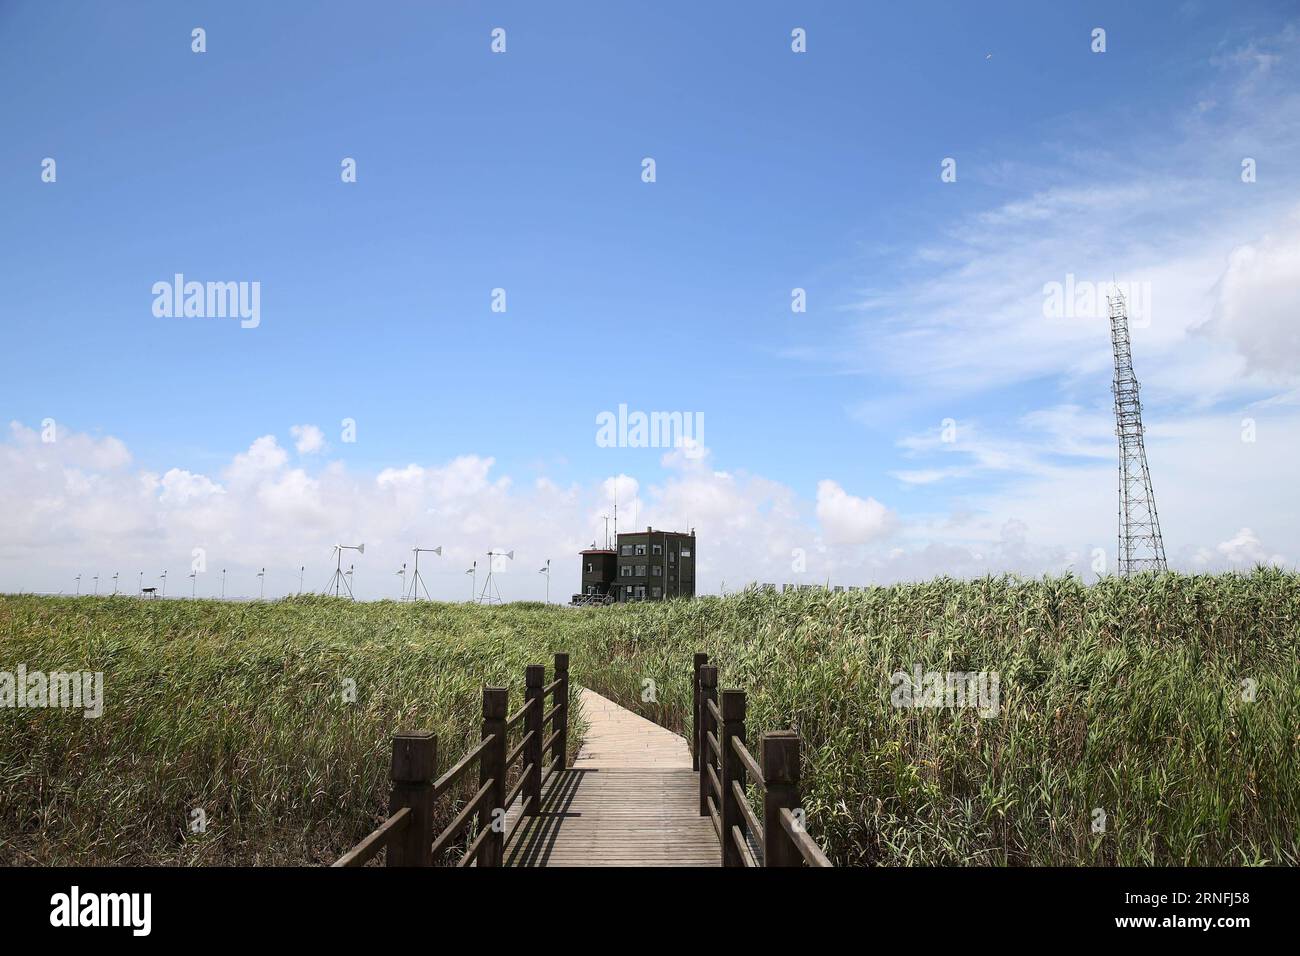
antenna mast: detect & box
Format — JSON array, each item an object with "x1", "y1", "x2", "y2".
[{"x1": 1109, "y1": 290, "x2": 1167, "y2": 575}]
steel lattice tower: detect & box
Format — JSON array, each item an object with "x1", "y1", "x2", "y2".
[{"x1": 1108, "y1": 290, "x2": 1167, "y2": 575}]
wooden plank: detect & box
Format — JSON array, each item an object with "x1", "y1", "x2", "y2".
[{"x1": 501, "y1": 687, "x2": 718, "y2": 866}]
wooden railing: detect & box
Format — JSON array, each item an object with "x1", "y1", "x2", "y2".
[
  {"x1": 692, "y1": 653, "x2": 833, "y2": 867},
  {"x1": 333, "y1": 652, "x2": 570, "y2": 867}
]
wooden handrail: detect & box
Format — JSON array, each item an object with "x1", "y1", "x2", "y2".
[
  {"x1": 332, "y1": 653, "x2": 570, "y2": 868},
  {"x1": 691, "y1": 653, "x2": 835, "y2": 868},
  {"x1": 433, "y1": 733, "x2": 497, "y2": 800},
  {"x1": 430, "y1": 779, "x2": 495, "y2": 860},
  {"x1": 506, "y1": 697, "x2": 535, "y2": 729},
  {"x1": 502, "y1": 766, "x2": 532, "y2": 815},
  {"x1": 731, "y1": 825, "x2": 758, "y2": 868},
  {"x1": 732, "y1": 736, "x2": 763, "y2": 785},
  {"x1": 330, "y1": 806, "x2": 411, "y2": 868},
  {"x1": 507, "y1": 730, "x2": 533, "y2": 768},
  {"x1": 732, "y1": 780, "x2": 762, "y2": 850},
  {"x1": 780, "y1": 808, "x2": 833, "y2": 868}
]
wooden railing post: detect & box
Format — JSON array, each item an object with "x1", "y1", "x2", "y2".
[
  {"x1": 387, "y1": 731, "x2": 436, "y2": 866},
  {"x1": 761, "y1": 730, "x2": 801, "y2": 867},
  {"x1": 553, "y1": 653, "x2": 569, "y2": 770},
  {"x1": 692, "y1": 652, "x2": 708, "y2": 771},
  {"x1": 698, "y1": 664, "x2": 717, "y2": 817},
  {"x1": 719, "y1": 688, "x2": 747, "y2": 867},
  {"x1": 524, "y1": 664, "x2": 545, "y2": 815},
  {"x1": 478, "y1": 687, "x2": 508, "y2": 867}
]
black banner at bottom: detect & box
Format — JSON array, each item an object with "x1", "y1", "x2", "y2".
[{"x1": 0, "y1": 865, "x2": 1279, "y2": 941}]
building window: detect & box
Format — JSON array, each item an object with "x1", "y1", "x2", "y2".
[
  {"x1": 681, "y1": 549, "x2": 692, "y2": 558},
  {"x1": 620, "y1": 566, "x2": 633, "y2": 577},
  {"x1": 635, "y1": 544, "x2": 647, "y2": 555},
  {"x1": 586, "y1": 562, "x2": 593, "y2": 573},
  {"x1": 669, "y1": 552, "x2": 676, "y2": 564},
  {"x1": 634, "y1": 586, "x2": 646, "y2": 600},
  {"x1": 625, "y1": 585, "x2": 633, "y2": 596},
  {"x1": 635, "y1": 565, "x2": 647, "y2": 576},
  {"x1": 620, "y1": 544, "x2": 633, "y2": 556},
  {"x1": 652, "y1": 544, "x2": 662, "y2": 555},
  {"x1": 652, "y1": 566, "x2": 662, "y2": 576},
  {"x1": 651, "y1": 587, "x2": 662, "y2": 598}
]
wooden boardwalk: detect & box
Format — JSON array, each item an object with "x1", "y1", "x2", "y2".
[
  {"x1": 335, "y1": 653, "x2": 831, "y2": 869},
  {"x1": 504, "y1": 689, "x2": 718, "y2": 866}
]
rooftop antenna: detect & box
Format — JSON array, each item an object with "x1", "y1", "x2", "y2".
[
  {"x1": 478, "y1": 550, "x2": 512, "y2": 605},
  {"x1": 325, "y1": 543, "x2": 364, "y2": 599},
  {"x1": 407, "y1": 545, "x2": 441, "y2": 601},
  {"x1": 1108, "y1": 289, "x2": 1168, "y2": 575},
  {"x1": 257, "y1": 567, "x2": 266, "y2": 600},
  {"x1": 189, "y1": 569, "x2": 197, "y2": 598},
  {"x1": 601, "y1": 513, "x2": 611, "y2": 550},
  {"x1": 396, "y1": 562, "x2": 406, "y2": 600},
  {"x1": 466, "y1": 560, "x2": 477, "y2": 601},
  {"x1": 538, "y1": 558, "x2": 550, "y2": 604}
]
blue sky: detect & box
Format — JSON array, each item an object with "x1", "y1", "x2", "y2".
[{"x1": 2, "y1": 1, "x2": 1298, "y2": 599}]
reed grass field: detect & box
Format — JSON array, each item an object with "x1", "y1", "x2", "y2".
[{"x1": 2, "y1": 569, "x2": 1298, "y2": 866}]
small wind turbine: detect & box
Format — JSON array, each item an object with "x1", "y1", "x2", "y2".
[
  {"x1": 92, "y1": 574, "x2": 99, "y2": 596},
  {"x1": 478, "y1": 550, "x2": 512, "y2": 605},
  {"x1": 325, "y1": 544, "x2": 364, "y2": 599},
  {"x1": 221, "y1": 569, "x2": 227, "y2": 599},
  {"x1": 74, "y1": 574, "x2": 81, "y2": 596},
  {"x1": 112, "y1": 572, "x2": 119, "y2": 595},
  {"x1": 538, "y1": 559, "x2": 550, "y2": 604},
  {"x1": 138, "y1": 571, "x2": 144, "y2": 594},
  {"x1": 408, "y1": 545, "x2": 441, "y2": 601},
  {"x1": 298, "y1": 566, "x2": 305, "y2": 594},
  {"x1": 189, "y1": 569, "x2": 197, "y2": 598},
  {"x1": 396, "y1": 563, "x2": 406, "y2": 600},
  {"x1": 160, "y1": 570, "x2": 168, "y2": 597},
  {"x1": 466, "y1": 560, "x2": 476, "y2": 601},
  {"x1": 257, "y1": 567, "x2": 266, "y2": 599}
]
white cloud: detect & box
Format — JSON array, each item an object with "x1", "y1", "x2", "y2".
[
  {"x1": 1199, "y1": 214, "x2": 1300, "y2": 381},
  {"x1": 1200, "y1": 527, "x2": 1288, "y2": 568},
  {"x1": 289, "y1": 424, "x2": 326, "y2": 455},
  {"x1": 815, "y1": 480, "x2": 896, "y2": 545},
  {"x1": 226, "y1": 435, "x2": 288, "y2": 484},
  {"x1": 158, "y1": 468, "x2": 224, "y2": 506}
]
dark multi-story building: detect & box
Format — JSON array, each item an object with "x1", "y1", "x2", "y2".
[
  {"x1": 574, "y1": 527, "x2": 696, "y2": 603},
  {"x1": 578, "y1": 546, "x2": 617, "y2": 601}
]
